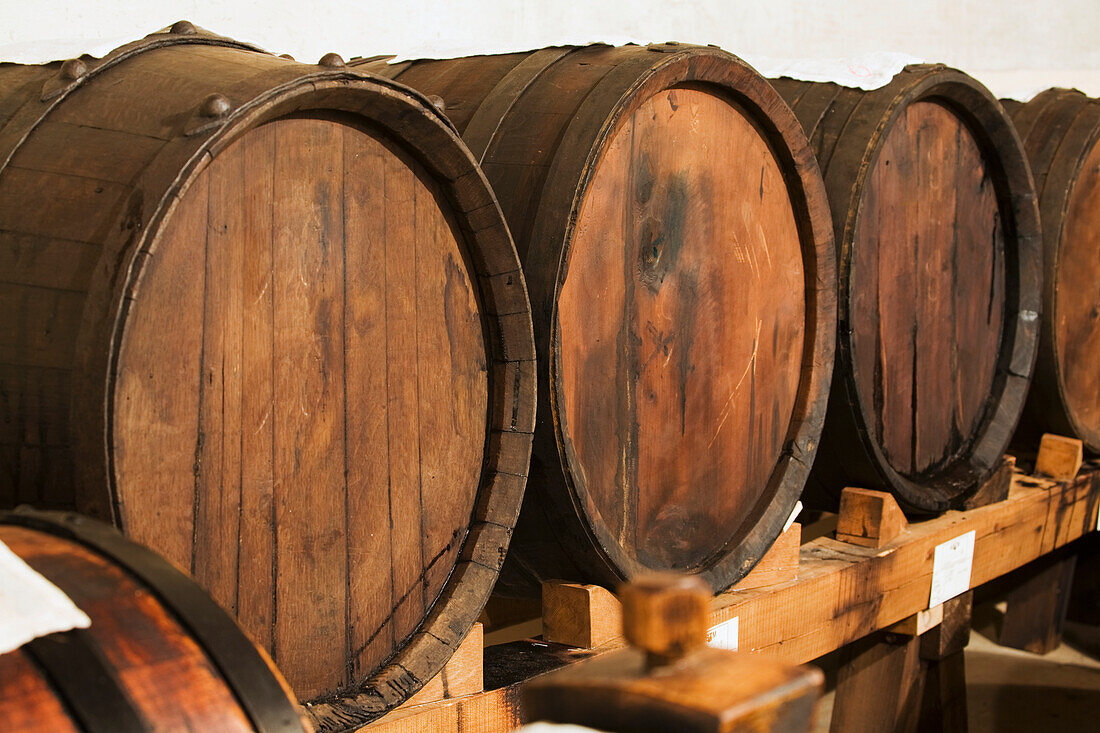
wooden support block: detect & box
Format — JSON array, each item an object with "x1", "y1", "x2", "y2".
[
  {"x1": 831, "y1": 631, "x2": 925, "y2": 733},
  {"x1": 836, "y1": 487, "x2": 909, "y2": 548},
  {"x1": 920, "y1": 592, "x2": 972, "y2": 661},
  {"x1": 397, "y1": 623, "x2": 483, "y2": 709},
  {"x1": 919, "y1": 651, "x2": 967, "y2": 733},
  {"x1": 1035, "y1": 433, "x2": 1084, "y2": 481},
  {"x1": 889, "y1": 604, "x2": 944, "y2": 637},
  {"x1": 962, "y1": 455, "x2": 1014, "y2": 509},
  {"x1": 735, "y1": 523, "x2": 801, "y2": 589},
  {"x1": 1000, "y1": 552, "x2": 1077, "y2": 654},
  {"x1": 527, "y1": 574, "x2": 822, "y2": 733},
  {"x1": 542, "y1": 580, "x2": 623, "y2": 649}
]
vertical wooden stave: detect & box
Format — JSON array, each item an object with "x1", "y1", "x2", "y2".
[{"x1": 773, "y1": 66, "x2": 1042, "y2": 512}]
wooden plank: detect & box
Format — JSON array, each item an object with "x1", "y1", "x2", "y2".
[{"x1": 359, "y1": 467, "x2": 1099, "y2": 732}]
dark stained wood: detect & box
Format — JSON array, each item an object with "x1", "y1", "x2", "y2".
[
  {"x1": 0, "y1": 25, "x2": 534, "y2": 723},
  {"x1": 358, "y1": 43, "x2": 837, "y2": 594},
  {"x1": 0, "y1": 512, "x2": 303, "y2": 732},
  {"x1": 1008, "y1": 89, "x2": 1100, "y2": 454},
  {"x1": 999, "y1": 551, "x2": 1077, "y2": 654},
  {"x1": 772, "y1": 66, "x2": 1042, "y2": 514}
]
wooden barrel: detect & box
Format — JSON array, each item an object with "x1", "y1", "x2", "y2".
[
  {"x1": 0, "y1": 508, "x2": 305, "y2": 732},
  {"x1": 356, "y1": 44, "x2": 837, "y2": 593},
  {"x1": 771, "y1": 66, "x2": 1042, "y2": 513},
  {"x1": 0, "y1": 23, "x2": 535, "y2": 725},
  {"x1": 1002, "y1": 90, "x2": 1100, "y2": 454}
]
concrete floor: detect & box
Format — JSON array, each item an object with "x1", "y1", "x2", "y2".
[{"x1": 812, "y1": 621, "x2": 1100, "y2": 731}]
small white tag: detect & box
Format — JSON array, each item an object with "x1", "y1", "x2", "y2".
[
  {"x1": 783, "y1": 501, "x2": 803, "y2": 534},
  {"x1": 707, "y1": 616, "x2": 738, "y2": 651},
  {"x1": 928, "y1": 530, "x2": 976, "y2": 607}
]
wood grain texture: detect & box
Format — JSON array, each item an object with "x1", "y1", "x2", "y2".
[
  {"x1": 560, "y1": 88, "x2": 804, "y2": 571},
  {"x1": 1009, "y1": 89, "x2": 1100, "y2": 454},
  {"x1": 772, "y1": 67, "x2": 1042, "y2": 514},
  {"x1": 851, "y1": 101, "x2": 1004, "y2": 477},
  {"x1": 359, "y1": 43, "x2": 836, "y2": 594},
  {"x1": 0, "y1": 515, "x2": 302, "y2": 733},
  {"x1": 358, "y1": 466, "x2": 1099, "y2": 733},
  {"x1": 0, "y1": 27, "x2": 535, "y2": 722}
]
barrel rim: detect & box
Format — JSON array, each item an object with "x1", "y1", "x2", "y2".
[
  {"x1": 105, "y1": 75, "x2": 533, "y2": 717},
  {"x1": 530, "y1": 44, "x2": 836, "y2": 590},
  {"x1": 1014, "y1": 89, "x2": 1100, "y2": 453},
  {"x1": 835, "y1": 65, "x2": 1043, "y2": 512}
]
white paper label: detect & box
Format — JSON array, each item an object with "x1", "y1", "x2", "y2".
[
  {"x1": 0, "y1": 539, "x2": 91, "y2": 654},
  {"x1": 707, "y1": 616, "x2": 738, "y2": 651},
  {"x1": 928, "y1": 531, "x2": 976, "y2": 607}
]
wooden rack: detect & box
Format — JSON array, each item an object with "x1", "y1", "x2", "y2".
[{"x1": 346, "y1": 437, "x2": 1099, "y2": 733}]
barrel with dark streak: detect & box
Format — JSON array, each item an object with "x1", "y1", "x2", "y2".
[
  {"x1": 1003, "y1": 89, "x2": 1100, "y2": 455},
  {"x1": 772, "y1": 66, "x2": 1042, "y2": 513},
  {"x1": 357, "y1": 44, "x2": 837, "y2": 594},
  {"x1": 0, "y1": 23, "x2": 535, "y2": 726},
  {"x1": 0, "y1": 508, "x2": 305, "y2": 733}
]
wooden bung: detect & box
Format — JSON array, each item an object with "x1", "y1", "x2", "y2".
[
  {"x1": 771, "y1": 66, "x2": 1042, "y2": 514},
  {"x1": 0, "y1": 508, "x2": 306, "y2": 732},
  {"x1": 356, "y1": 43, "x2": 837, "y2": 594},
  {"x1": 0, "y1": 24, "x2": 535, "y2": 726},
  {"x1": 1002, "y1": 90, "x2": 1100, "y2": 455}
]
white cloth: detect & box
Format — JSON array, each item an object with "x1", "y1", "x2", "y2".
[{"x1": 0, "y1": 538, "x2": 91, "y2": 655}]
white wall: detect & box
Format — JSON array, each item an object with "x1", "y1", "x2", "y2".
[{"x1": 2, "y1": 1, "x2": 1098, "y2": 99}]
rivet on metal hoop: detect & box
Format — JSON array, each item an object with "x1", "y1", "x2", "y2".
[
  {"x1": 200, "y1": 93, "x2": 232, "y2": 118},
  {"x1": 426, "y1": 94, "x2": 446, "y2": 113},
  {"x1": 170, "y1": 20, "x2": 198, "y2": 35},
  {"x1": 60, "y1": 59, "x2": 87, "y2": 81},
  {"x1": 318, "y1": 52, "x2": 346, "y2": 68},
  {"x1": 279, "y1": 53, "x2": 295, "y2": 61}
]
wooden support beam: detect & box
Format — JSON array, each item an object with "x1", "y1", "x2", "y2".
[
  {"x1": 832, "y1": 593, "x2": 972, "y2": 733},
  {"x1": 1000, "y1": 551, "x2": 1078, "y2": 654},
  {"x1": 358, "y1": 468, "x2": 1099, "y2": 733},
  {"x1": 831, "y1": 631, "x2": 925, "y2": 733},
  {"x1": 836, "y1": 487, "x2": 909, "y2": 548}
]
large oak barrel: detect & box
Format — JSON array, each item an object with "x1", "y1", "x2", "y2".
[
  {"x1": 771, "y1": 66, "x2": 1042, "y2": 513},
  {"x1": 0, "y1": 508, "x2": 305, "y2": 732},
  {"x1": 1002, "y1": 90, "x2": 1100, "y2": 454},
  {"x1": 0, "y1": 23, "x2": 535, "y2": 725},
  {"x1": 357, "y1": 44, "x2": 837, "y2": 593}
]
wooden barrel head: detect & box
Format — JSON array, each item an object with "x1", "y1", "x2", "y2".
[
  {"x1": 558, "y1": 87, "x2": 805, "y2": 570},
  {"x1": 113, "y1": 113, "x2": 487, "y2": 698},
  {"x1": 1054, "y1": 136, "x2": 1100, "y2": 449},
  {"x1": 849, "y1": 100, "x2": 1006, "y2": 478},
  {"x1": 773, "y1": 67, "x2": 1041, "y2": 512}
]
